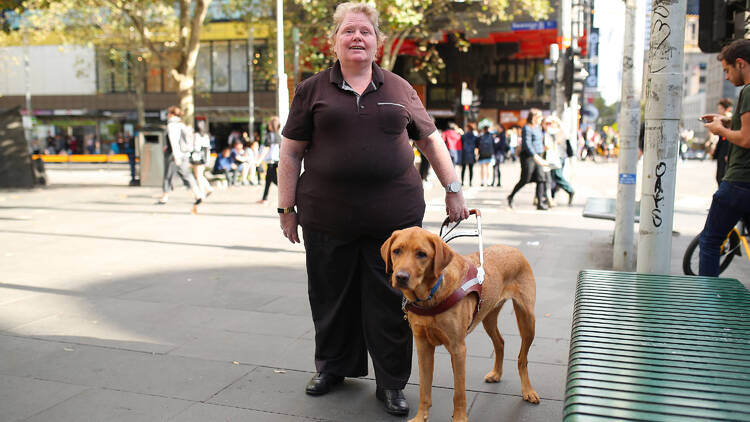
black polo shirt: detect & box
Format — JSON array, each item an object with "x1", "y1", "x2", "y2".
[{"x1": 282, "y1": 61, "x2": 437, "y2": 238}]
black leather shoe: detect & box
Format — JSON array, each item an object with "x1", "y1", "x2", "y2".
[
  {"x1": 376, "y1": 387, "x2": 409, "y2": 416},
  {"x1": 507, "y1": 195, "x2": 514, "y2": 209},
  {"x1": 305, "y1": 372, "x2": 344, "y2": 396}
]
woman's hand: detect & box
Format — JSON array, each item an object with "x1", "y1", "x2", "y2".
[
  {"x1": 280, "y1": 212, "x2": 300, "y2": 243},
  {"x1": 445, "y1": 191, "x2": 469, "y2": 223}
]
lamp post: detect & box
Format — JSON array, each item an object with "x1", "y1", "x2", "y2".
[{"x1": 276, "y1": 0, "x2": 289, "y2": 128}]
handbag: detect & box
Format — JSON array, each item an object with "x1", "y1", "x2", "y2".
[{"x1": 189, "y1": 150, "x2": 205, "y2": 165}]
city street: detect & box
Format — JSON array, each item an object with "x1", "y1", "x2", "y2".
[{"x1": 0, "y1": 158, "x2": 746, "y2": 421}]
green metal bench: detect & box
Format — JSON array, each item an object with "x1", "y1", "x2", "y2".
[{"x1": 565, "y1": 270, "x2": 750, "y2": 421}]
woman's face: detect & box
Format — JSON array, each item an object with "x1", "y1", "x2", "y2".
[{"x1": 333, "y1": 12, "x2": 377, "y2": 65}]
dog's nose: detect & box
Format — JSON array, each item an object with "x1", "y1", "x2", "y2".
[{"x1": 395, "y1": 271, "x2": 410, "y2": 287}]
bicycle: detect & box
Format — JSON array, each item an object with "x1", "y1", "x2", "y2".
[{"x1": 683, "y1": 218, "x2": 749, "y2": 276}]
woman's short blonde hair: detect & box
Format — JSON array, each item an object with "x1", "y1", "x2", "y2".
[
  {"x1": 267, "y1": 116, "x2": 280, "y2": 133},
  {"x1": 328, "y1": 2, "x2": 385, "y2": 56}
]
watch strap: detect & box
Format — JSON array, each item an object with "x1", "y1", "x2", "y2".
[{"x1": 277, "y1": 206, "x2": 296, "y2": 214}]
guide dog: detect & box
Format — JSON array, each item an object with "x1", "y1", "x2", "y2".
[{"x1": 381, "y1": 227, "x2": 539, "y2": 422}]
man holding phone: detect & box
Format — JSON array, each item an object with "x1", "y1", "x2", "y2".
[{"x1": 699, "y1": 39, "x2": 750, "y2": 276}]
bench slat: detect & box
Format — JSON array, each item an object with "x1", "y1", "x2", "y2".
[{"x1": 565, "y1": 270, "x2": 750, "y2": 421}]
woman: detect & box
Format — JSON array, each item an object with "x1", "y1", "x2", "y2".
[
  {"x1": 507, "y1": 108, "x2": 549, "y2": 210},
  {"x1": 191, "y1": 121, "x2": 214, "y2": 198},
  {"x1": 158, "y1": 105, "x2": 205, "y2": 214},
  {"x1": 460, "y1": 123, "x2": 479, "y2": 186},
  {"x1": 277, "y1": 2, "x2": 468, "y2": 416},
  {"x1": 477, "y1": 125, "x2": 494, "y2": 186},
  {"x1": 257, "y1": 116, "x2": 282, "y2": 204},
  {"x1": 543, "y1": 116, "x2": 575, "y2": 206}
]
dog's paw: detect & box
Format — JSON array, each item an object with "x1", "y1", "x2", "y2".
[
  {"x1": 523, "y1": 389, "x2": 540, "y2": 404},
  {"x1": 483, "y1": 371, "x2": 502, "y2": 383}
]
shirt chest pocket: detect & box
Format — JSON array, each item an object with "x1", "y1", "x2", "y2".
[{"x1": 376, "y1": 102, "x2": 410, "y2": 136}]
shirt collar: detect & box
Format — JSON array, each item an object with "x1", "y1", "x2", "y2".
[{"x1": 329, "y1": 60, "x2": 384, "y2": 90}]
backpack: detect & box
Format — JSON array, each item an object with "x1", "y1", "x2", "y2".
[{"x1": 478, "y1": 133, "x2": 494, "y2": 158}]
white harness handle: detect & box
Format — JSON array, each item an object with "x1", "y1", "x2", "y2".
[{"x1": 439, "y1": 209, "x2": 484, "y2": 284}]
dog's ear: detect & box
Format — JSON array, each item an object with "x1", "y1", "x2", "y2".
[
  {"x1": 380, "y1": 230, "x2": 400, "y2": 273},
  {"x1": 431, "y1": 233, "x2": 453, "y2": 279}
]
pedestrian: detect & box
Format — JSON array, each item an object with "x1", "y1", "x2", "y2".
[
  {"x1": 543, "y1": 116, "x2": 575, "y2": 206},
  {"x1": 192, "y1": 121, "x2": 214, "y2": 197},
  {"x1": 477, "y1": 125, "x2": 494, "y2": 186},
  {"x1": 710, "y1": 98, "x2": 733, "y2": 185},
  {"x1": 699, "y1": 39, "x2": 750, "y2": 276},
  {"x1": 441, "y1": 121, "x2": 462, "y2": 169},
  {"x1": 491, "y1": 124, "x2": 508, "y2": 187},
  {"x1": 507, "y1": 126, "x2": 519, "y2": 162},
  {"x1": 157, "y1": 105, "x2": 205, "y2": 213},
  {"x1": 507, "y1": 108, "x2": 550, "y2": 210},
  {"x1": 276, "y1": 2, "x2": 468, "y2": 416},
  {"x1": 256, "y1": 116, "x2": 281, "y2": 204},
  {"x1": 460, "y1": 122, "x2": 478, "y2": 186}
]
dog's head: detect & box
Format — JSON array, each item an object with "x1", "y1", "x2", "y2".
[{"x1": 380, "y1": 227, "x2": 454, "y2": 302}]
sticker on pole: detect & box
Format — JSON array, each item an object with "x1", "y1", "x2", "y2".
[{"x1": 619, "y1": 173, "x2": 637, "y2": 184}]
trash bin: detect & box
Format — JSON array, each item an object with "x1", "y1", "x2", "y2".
[{"x1": 138, "y1": 127, "x2": 165, "y2": 187}]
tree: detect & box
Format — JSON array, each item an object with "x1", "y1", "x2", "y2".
[
  {"x1": 10, "y1": 0, "x2": 211, "y2": 126},
  {"x1": 287, "y1": 0, "x2": 551, "y2": 81},
  {"x1": 103, "y1": 0, "x2": 211, "y2": 126}
]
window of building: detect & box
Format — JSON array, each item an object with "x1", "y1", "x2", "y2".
[
  {"x1": 212, "y1": 41, "x2": 230, "y2": 92},
  {"x1": 230, "y1": 40, "x2": 248, "y2": 92},
  {"x1": 196, "y1": 42, "x2": 211, "y2": 92}
]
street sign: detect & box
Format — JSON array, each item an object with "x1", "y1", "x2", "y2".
[{"x1": 461, "y1": 87, "x2": 472, "y2": 106}]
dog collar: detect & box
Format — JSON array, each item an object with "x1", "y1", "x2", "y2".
[
  {"x1": 403, "y1": 264, "x2": 482, "y2": 322},
  {"x1": 417, "y1": 274, "x2": 443, "y2": 303}
]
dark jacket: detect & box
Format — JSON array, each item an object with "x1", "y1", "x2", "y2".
[{"x1": 461, "y1": 131, "x2": 479, "y2": 164}]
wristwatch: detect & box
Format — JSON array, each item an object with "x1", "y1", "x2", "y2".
[
  {"x1": 277, "y1": 206, "x2": 296, "y2": 214},
  {"x1": 444, "y1": 181, "x2": 462, "y2": 193}
]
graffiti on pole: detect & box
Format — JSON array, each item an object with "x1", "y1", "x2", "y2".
[{"x1": 651, "y1": 161, "x2": 666, "y2": 227}]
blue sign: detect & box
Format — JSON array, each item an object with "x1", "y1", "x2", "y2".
[
  {"x1": 619, "y1": 173, "x2": 637, "y2": 185},
  {"x1": 511, "y1": 21, "x2": 557, "y2": 31}
]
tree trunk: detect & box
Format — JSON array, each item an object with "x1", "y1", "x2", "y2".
[{"x1": 133, "y1": 57, "x2": 146, "y2": 128}]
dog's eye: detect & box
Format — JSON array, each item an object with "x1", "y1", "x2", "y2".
[
  {"x1": 392, "y1": 248, "x2": 401, "y2": 255},
  {"x1": 416, "y1": 251, "x2": 427, "y2": 259}
]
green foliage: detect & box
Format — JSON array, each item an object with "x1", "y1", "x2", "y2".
[
  {"x1": 284, "y1": 0, "x2": 551, "y2": 79},
  {"x1": 594, "y1": 97, "x2": 618, "y2": 128}
]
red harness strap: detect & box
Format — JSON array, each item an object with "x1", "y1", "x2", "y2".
[{"x1": 405, "y1": 265, "x2": 482, "y2": 322}]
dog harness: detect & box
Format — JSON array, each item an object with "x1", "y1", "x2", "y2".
[{"x1": 403, "y1": 262, "x2": 483, "y2": 326}]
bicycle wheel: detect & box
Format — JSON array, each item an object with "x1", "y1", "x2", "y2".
[{"x1": 682, "y1": 231, "x2": 741, "y2": 276}]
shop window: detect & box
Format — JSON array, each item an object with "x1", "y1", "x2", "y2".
[
  {"x1": 212, "y1": 41, "x2": 230, "y2": 92},
  {"x1": 230, "y1": 40, "x2": 248, "y2": 92},
  {"x1": 196, "y1": 42, "x2": 211, "y2": 92}
]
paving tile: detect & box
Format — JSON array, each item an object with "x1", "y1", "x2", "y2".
[
  {"x1": 23, "y1": 388, "x2": 193, "y2": 422},
  {"x1": 170, "y1": 402, "x2": 319, "y2": 421},
  {"x1": 167, "y1": 329, "x2": 301, "y2": 367},
  {"x1": 0, "y1": 340, "x2": 251, "y2": 401},
  {"x1": 469, "y1": 391, "x2": 564, "y2": 421},
  {"x1": 0, "y1": 374, "x2": 90, "y2": 422},
  {"x1": 208, "y1": 366, "x2": 459, "y2": 422}
]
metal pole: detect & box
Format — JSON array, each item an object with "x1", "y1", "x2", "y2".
[
  {"x1": 292, "y1": 27, "x2": 300, "y2": 87},
  {"x1": 248, "y1": 26, "x2": 255, "y2": 137},
  {"x1": 276, "y1": 0, "x2": 289, "y2": 127},
  {"x1": 613, "y1": 0, "x2": 645, "y2": 271},
  {"x1": 636, "y1": 0, "x2": 687, "y2": 274},
  {"x1": 557, "y1": 0, "x2": 572, "y2": 117},
  {"x1": 23, "y1": 33, "x2": 33, "y2": 152}
]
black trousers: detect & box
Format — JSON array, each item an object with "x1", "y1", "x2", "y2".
[
  {"x1": 509, "y1": 155, "x2": 545, "y2": 202},
  {"x1": 302, "y1": 228, "x2": 413, "y2": 389},
  {"x1": 461, "y1": 162, "x2": 474, "y2": 185},
  {"x1": 262, "y1": 162, "x2": 278, "y2": 200}
]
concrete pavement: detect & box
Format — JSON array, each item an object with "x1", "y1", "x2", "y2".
[{"x1": 0, "y1": 158, "x2": 746, "y2": 421}]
